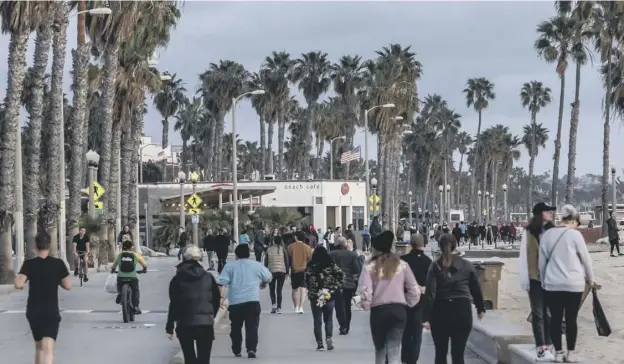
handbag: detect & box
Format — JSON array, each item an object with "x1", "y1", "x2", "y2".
[{"x1": 592, "y1": 288, "x2": 612, "y2": 337}]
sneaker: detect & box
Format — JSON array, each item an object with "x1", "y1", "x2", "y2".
[
  {"x1": 316, "y1": 341, "x2": 325, "y2": 351},
  {"x1": 611, "y1": 254, "x2": 617, "y2": 257},
  {"x1": 234, "y1": 352, "x2": 242, "y2": 357},
  {"x1": 326, "y1": 337, "x2": 334, "y2": 351},
  {"x1": 83, "y1": 276, "x2": 89, "y2": 282},
  {"x1": 299, "y1": 307, "x2": 304, "y2": 314},
  {"x1": 339, "y1": 328, "x2": 347, "y2": 335},
  {"x1": 134, "y1": 307, "x2": 142, "y2": 315},
  {"x1": 536, "y1": 347, "x2": 556, "y2": 362},
  {"x1": 564, "y1": 351, "x2": 580, "y2": 363},
  {"x1": 247, "y1": 351, "x2": 256, "y2": 358},
  {"x1": 554, "y1": 351, "x2": 565, "y2": 363},
  {"x1": 74, "y1": 268, "x2": 79, "y2": 276},
  {"x1": 276, "y1": 307, "x2": 282, "y2": 314},
  {"x1": 115, "y1": 295, "x2": 121, "y2": 304},
  {"x1": 271, "y1": 305, "x2": 277, "y2": 314},
  {"x1": 295, "y1": 306, "x2": 301, "y2": 314}
]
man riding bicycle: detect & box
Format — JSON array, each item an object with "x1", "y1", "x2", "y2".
[
  {"x1": 110, "y1": 240, "x2": 147, "y2": 314},
  {"x1": 72, "y1": 227, "x2": 91, "y2": 282}
]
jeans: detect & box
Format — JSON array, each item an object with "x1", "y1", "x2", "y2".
[
  {"x1": 217, "y1": 254, "x2": 227, "y2": 274},
  {"x1": 269, "y1": 272, "x2": 286, "y2": 308},
  {"x1": 228, "y1": 301, "x2": 261, "y2": 354},
  {"x1": 205, "y1": 251, "x2": 216, "y2": 270},
  {"x1": 402, "y1": 306, "x2": 423, "y2": 364},
  {"x1": 610, "y1": 239, "x2": 621, "y2": 255},
  {"x1": 177, "y1": 325, "x2": 214, "y2": 364},
  {"x1": 370, "y1": 304, "x2": 406, "y2": 364},
  {"x1": 334, "y1": 288, "x2": 356, "y2": 332},
  {"x1": 311, "y1": 300, "x2": 334, "y2": 342},
  {"x1": 528, "y1": 279, "x2": 552, "y2": 347},
  {"x1": 545, "y1": 291, "x2": 583, "y2": 352},
  {"x1": 116, "y1": 277, "x2": 140, "y2": 307},
  {"x1": 430, "y1": 298, "x2": 472, "y2": 364}
]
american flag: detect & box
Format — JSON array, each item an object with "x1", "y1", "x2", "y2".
[{"x1": 340, "y1": 146, "x2": 361, "y2": 164}]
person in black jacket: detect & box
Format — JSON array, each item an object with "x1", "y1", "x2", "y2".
[
  {"x1": 607, "y1": 212, "x2": 622, "y2": 257},
  {"x1": 253, "y1": 228, "x2": 267, "y2": 262},
  {"x1": 400, "y1": 233, "x2": 432, "y2": 364},
  {"x1": 215, "y1": 229, "x2": 233, "y2": 273},
  {"x1": 329, "y1": 236, "x2": 362, "y2": 335},
  {"x1": 345, "y1": 224, "x2": 357, "y2": 250},
  {"x1": 422, "y1": 233, "x2": 485, "y2": 364},
  {"x1": 166, "y1": 245, "x2": 221, "y2": 364},
  {"x1": 177, "y1": 227, "x2": 189, "y2": 261},
  {"x1": 203, "y1": 229, "x2": 216, "y2": 271}
]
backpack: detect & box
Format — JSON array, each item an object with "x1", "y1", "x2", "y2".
[{"x1": 119, "y1": 251, "x2": 136, "y2": 273}]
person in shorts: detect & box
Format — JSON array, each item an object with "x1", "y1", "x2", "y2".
[
  {"x1": 287, "y1": 231, "x2": 313, "y2": 314},
  {"x1": 14, "y1": 232, "x2": 72, "y2": 364}
]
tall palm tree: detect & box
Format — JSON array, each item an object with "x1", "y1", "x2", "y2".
[
  {"x1": 535, "y1": 12, "x2": 575, "y2": 206},
  {"x1": 463, "y1": 77, "x2": 496, "y2": 220},
  {"x1": 522, "y1": 123, "x2": 549, "y2": 205},
  {"x1": 154, "y1": 72, "x2": 186, "y2": 149},
  {"x1": 291, "y1": 51, "x2": 331, "y2": 179},
  {"x1": 520, "y1": 81, "x2": 552, "y2": 218},
  {"x1": 455, "y1": 131, "x2": 473, "y2": 206}
]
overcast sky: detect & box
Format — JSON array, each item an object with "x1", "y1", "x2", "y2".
[{"x1": 4, "y1": 1, "x2": 622, "y2": 176}]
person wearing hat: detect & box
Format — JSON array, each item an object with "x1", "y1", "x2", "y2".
[
  {"x1": 538, "y1": 204, "x2": 596, "y2": 363},
  {"x1": 519, "y1": 202, "x2": 556, "y2": 361},
  {"x1": 358, "y1": 231, "x2": 420, "y2": 364}
]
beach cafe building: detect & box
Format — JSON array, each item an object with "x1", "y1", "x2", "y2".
[{"x1": 138, "y1": 180, "x2": 367, "y2": 243}]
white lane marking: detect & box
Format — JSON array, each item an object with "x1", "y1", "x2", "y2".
[
  {"x1": 4, "y1": 310, "x2": 25, "y2": 313},
  {"x1": 63, "y1": 309, "x2": 93, "y2": 314}
]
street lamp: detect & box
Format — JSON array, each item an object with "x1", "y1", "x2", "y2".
[
  {"x1": 477, "y1": 190, "x2": 482, "y2": 224},
  {"x1": 178, "y1": 171, "x2": 186, "y2": 231},
  {"x1": 364, "y1": 103, "x2": 395, "y2": 225},
  {"x1": 484, "y1": 191, "x2": 490, "y2": 222},
  {"x1": 190, "y1": 171, "x2": 200, "y2": 246},
  {"x1": 438, "y1": 185, "x2": 444, "y2": 225},
  {"x1": 232, "y1": 89, "x2": 265, "y2": 244},
  {"x1": 446, "y1": 184, "x2": 451, "y2": 222},
  {"x1": 371, "y1": 177, "x2": 378, "y2": 218},
  {"x1": 408, "y1": 191, "x2": 413, "y2": 227},
  {"x1": 329, "y1": 135, "x2": 346, "y2": 180},
  {"x1": 502, "y1": 184, "x2": 508, "y2": 223},
  {"x1": 611, "y1": 166, "x2": 617, "y2": 220},
  {"x1": 86, "y1": 150, "x2": 100, "y2": 218}
]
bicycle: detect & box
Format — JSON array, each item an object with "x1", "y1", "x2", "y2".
[
  {"x1": 76, "y1": 252, "x2": 86, "y2": 287},
  {"x1": 112, "y1": 269, "x2": 146, "y2": 323}
]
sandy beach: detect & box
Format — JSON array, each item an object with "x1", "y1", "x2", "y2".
[{"x1": 480, "y1": 246, "x2": 621, "y2": 363}]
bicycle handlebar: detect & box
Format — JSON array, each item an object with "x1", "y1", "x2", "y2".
[{"x1": 111, "y1": 269, "x2": 147, "y2": 274}]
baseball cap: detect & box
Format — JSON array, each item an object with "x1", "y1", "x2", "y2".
[{"x1": 532, "y1": 202, "x2": 556, "y2": 215}]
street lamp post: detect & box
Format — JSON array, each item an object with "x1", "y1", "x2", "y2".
[
  {"x1": 364, "y1": 103, "x2": 395, "y2": 225},
  {"x1": 371, "y1": 178, "x2": 378, "y2": 218},
  {"x1": 438, "y1": 185, "x2": 443, "y2": 225},
  {"x1": 329, "y1": 136, "x2": 346, "y2": 180},
  {"x1": 446, "y1": 184, "x2": 451, "y2": 222},
  {"x1": 178, "y1": 171, "x2": 186, "y2": 230},
  {"x1": 485, "y1": 191, "x2": 490, "y2": 223},
  {"x1": 477, "y1": 190, "x2": 482, "y2": 224},
  {"x1": 408, "y1": 191, "x2": 413, "y2": 227},
  {"x1": 232, "y1": 89, "x2": 265, "y2": 244},
  {"x1": 190, "y1": 171, "x2": 200, "y2": 246},
  {"x1": 611, "y1": 166, "x2": 617, "y2": 219},
  {"x1": 86, "y1": 150, "x2": 100, "y2": 219},
  {"x1": 502, "y1": 184, "x2": 508, "y2": 223}
]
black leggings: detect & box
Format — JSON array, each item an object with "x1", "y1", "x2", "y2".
[
  {"x1": 269, "y1": 272, "x2": 286, "y2": 308},
  {"x1": 545, "y1": 291, "x2": 583, "y2": 352},
  {"x1": 177, "y1": 325, "x2": 214, "y2": 364},
  {"x1": 311, "y1": 300, "x2": 334, "y2": 342},
  {"x1": 430, "y1": 298, "x2": 473, "y2": 364},
  {"x1": 610, "y1": 239, "x2": 621, "y2": 255}
]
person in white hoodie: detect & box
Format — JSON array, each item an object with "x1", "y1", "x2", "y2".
[{"x1": 538, "y1": 205, "x2": 595, "y2": 363}]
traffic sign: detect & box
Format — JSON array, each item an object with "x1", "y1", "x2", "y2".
[
  {"x1": 189, "y1": 208, "x2": 201, "y2": 215},
  {"x1": 482, "y1": 209, "x2": 487, "y2": 216},
  {"x1": 190, "y1": 171, "x2": 200, "y2": 181},
  {"x1": 368, "y1": 195, "x2": 381, "y2": 204},
  {"x1": 94, "y1": 201, "x2": 103, "y2": 209},
  {"x1": 368, "y1": 204, "x2": 381, "y2": 212},
  {"x1": 192, "y1": 215, "x2": 199, "y2": 224},
  {"x1": 187, "y1": 194, "x2": 202, "y2": 208},
  {"x1": 87, "y1": 181, "x2": 106, "y2": 201},
  {"x1": 95, "y1": 209, "x2": 104, "y2": 215}
]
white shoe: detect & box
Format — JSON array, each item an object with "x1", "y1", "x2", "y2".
[
  {"x1": 564, "y1": 351, "x2": 580, "y2": 363},
  {"x1": 535, "y1": 347, "x2": 556, "y2": 362},
  {"x1": 295, "y1": 306, "x2": 301, "y2": 313},
  {"x1": 553, "y1": 351, "x2": 564, "y2": 363},
  {"x1": 299, "y1": 307, "x2": 304, "y2": 314}
]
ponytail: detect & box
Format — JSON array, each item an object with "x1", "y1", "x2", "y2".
[{"x1": 437, "y1": 233, "x2": 457, "y2": 268}]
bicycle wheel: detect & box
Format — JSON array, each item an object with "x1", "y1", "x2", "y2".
[
  {"x1": 121, "y1": 284, "x2": 131, "y2": 323},
  {"x1": 79, "y1": 260, "x2": 83, "y2": 287}
]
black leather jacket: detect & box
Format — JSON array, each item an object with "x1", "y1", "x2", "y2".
[{"x1": 329, "y1": 247, "x2": 362, "y2": 290}]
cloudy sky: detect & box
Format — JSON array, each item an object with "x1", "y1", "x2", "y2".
[{"x1": 5, "y1": 1, "x2": 622, "y2": 176}]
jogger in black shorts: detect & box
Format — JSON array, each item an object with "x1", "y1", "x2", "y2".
[{"x1": 14, "y1": 232, "x2": 72, "y2": 364}]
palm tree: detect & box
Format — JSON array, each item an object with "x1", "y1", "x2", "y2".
[
  {"x1": 154, "y1": 72, "x2": 186, "y2": 149},
  {"x1": 463, "y1": 77, "x2": 496, "y2": 220},
  {"x1": 174, "y1": 96, "x2": 203, "y2": 173},
  {"x1": 520, "y1": 81, "x2": 552, "y2": 218},
  {"x1": 455, "y1": 131, "x2": 473, "y2": 206},
  {"x1": 522, "y1": 123, "x2": 549, "y2": 205},
  {"x1": 280, "y1": 96, "x2": 300, "y2": 176},
  {"x1": 291, "y1": 51, "x2": 332, "y2": 179},
  {"x1": 249, "y1": 71, "x2": 273, "y2": 178},
  {"x1": 535, "y1": 12, "x2": 575, "y2": 206}
]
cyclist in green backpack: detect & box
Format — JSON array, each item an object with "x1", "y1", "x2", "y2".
[{"x1": 111, "y1": 240, "x2": 147, "y2": 314}]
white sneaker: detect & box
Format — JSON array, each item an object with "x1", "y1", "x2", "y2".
[
  {"x1": 535, "y1": 347, "x2": 556, "y2": 362},
  {"x1": 295, "y1": 306, "x2": 301, "y2": 313},
  {"x1": 564, "y1": 351, "x2": 580, "y2": 363},
  {"x1": 299, "y1": 307, "x2": 304, "y2": 314}
]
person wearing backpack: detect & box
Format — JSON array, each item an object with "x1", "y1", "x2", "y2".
[{"x1": 110, "y1": 240, "x2": 147, "y2": 314}]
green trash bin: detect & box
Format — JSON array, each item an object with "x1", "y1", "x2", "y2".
[{"x1": 472, "y1": 261, "x2": 504, "y2": 310}]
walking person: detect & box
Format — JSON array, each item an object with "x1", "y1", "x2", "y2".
[
  {"x1": 288, "y1": 230, "x2": 313, "y2": 313},
  {"x1": 329, "y1": 237, "x2": 362, "y2": 335},
  {"x1": 178, "y1": 227, "x2": 189, "y2": 261},
  {"x1": 304, "y1": 246, "x2": 344, "y2": 351},
  {"x1": 265, "y1": 236, "x2": 289, "y2": 314},
  {"x1": 422, "y1": 233, "x2": 485, "y2": 364},
  {"x1": 14, "y1": 232, "x2": 72, "y2": 364},
  {"x1": 253, "y1": 228, "x2": 267, "y2": 262},
  {"x1": 362, "y1": 225, "x2": 371, "y2": 252},
  {"x1": 217, "y1": 245, "x2": 272, "y2": 358},
  {"x1": 400, "y1": 234, "x2": 432, "y2": 364},
  {"x1": 538, "y1": 205, "x2": 596, "y2": 362},
  {"x1": 607, "y1": 212, "x2": 622, "y2": 257},
  {"x1": 203, "y1": 229, "x2": 216, "y2": 271},
  {"x1": 519, "y1": 202, "x2": 557, "y2": 361},
  {"x1": 359, "y1": 231, "x2": 420, "y2": 364},
  {"x1": 166, "y1": 246, "x2": 221, "y2": 364},
  {"x1": 215, "y1": 229, "x2": 232, "y2": 274}
]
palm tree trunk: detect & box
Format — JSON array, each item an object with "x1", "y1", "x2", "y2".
[
  {"x1": 457, "y1": 153, "x2": 465, "y2": 206},
  {"x1": 259, "y1": 117, "x2": 266, "y2": 178},
  {"x1": 528, "y1": 112, "x2": 538, "y2": 220},
  {"x1": 0, "y1": 29, "x2": 30, "y2": 282},
  {"x1": 120, "y1": 120, "x2": 133, "y2": 226},
  {"x1": 268, "y1": 121, "x2": 275, "y2": 175},
  {"x1": 470, "y1": 109, "x2": 483, "y2": 220},
  {"x1": 204, "y1": 116, "x2": 216, "y2": 180},
  {"x1": 213, "y1": 113, "x2": 225, "y2": 180},
  {"x1": 302, "y1": 103, "x2": 315, "y2": 179},
  {"x1": 318, "y1": 141, "x2": 325, "y2": 178},
  {"x1": 128, "y1": 110, "x2": 142, "y2": 243},
  {"x1": 107, "y1": 120, "x2": 121, "y2": 260},
  {"x1": 344, "y1": 133, "x2": 353, "y2": 179},
  {"x1": 161, "y1": 117, "x2": 169, "y2": 149},
  {"x1": 277, "y1": 120, "x2": 285, "y2": 179},
  {"x1": 602, "y1": 52, "x2": 612, "y2": 238},
  {"x1": 98, "y1": 44, "x2": 119, "y2": 261},
  {"x1": 181, "y1": 139, "x2": 188, "y2": 175},
  {"x1": 551, "y1": 74, "x2": 566, "y2": 207},
  {"x1": 492, "y1": 158, "x2": 500, "y2": 218},
  {"x1": 25, "y1": 15, "x2": 54, "y2": 259},
  {"x1": 566, "y1": 62, "x2": 581, "y2": 205},
  {"x1": 422, "y1": 159, "x2": 433, "y2": 222}
]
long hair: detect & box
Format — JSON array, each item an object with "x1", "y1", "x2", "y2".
[
  {"x1": 309, "y1": 246, "x2": 333, "y2": 273},
  {"x1": 526, "y1": 214, "x2": 544, "y2": 240},
  {"x1": 437, "y1": 233, "x2": 457, "y2": 268},
  {"x1": 273, "y1": 235, "x2": 283, "y2": 254},
  {"x1": 369, "y1": 251, "x2": 401, "y2": 280}
]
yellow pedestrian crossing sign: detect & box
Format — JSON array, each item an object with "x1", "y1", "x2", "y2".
[
  {"x1": 187, "y1": 194, "x2": 203, "y2": 208},
  {"x1": 94, "y1": 201, "x2": 103, "y2": 209},
  {"x1": 189, "y1": 208, "x2": 201, "y2": 215},
  {"x1": 87, "y1": 181, "x2": 105, "y2": 201},
  {"x1": 368, "y1": 195, "x2": 381, "y2": 204},
  {"x1": 369, "y1": 204, "x2": 381, "y2": 212},
  {"x1": 482, "y1": 209, "x2": 487, "y2": 216}
]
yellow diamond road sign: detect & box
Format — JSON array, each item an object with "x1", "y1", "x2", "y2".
[
  {"x1": 189, "y1": 208, "x2": 201, "y2": 215},
  {"x1": 187, "y1": 194, "x2": 203, "y2": 208},
  {"x1": 94, "y1": 201, "x2": 103, "y2": 209},
  {"x1": 368, "y1": 195, "x2": 381, "y2": 203},
  {"x1": 88, "y1": 181, "x2": 106, "y2": 201},
  {"x1": 369, "y1": 204, "x2": 381, "y2": 212}
]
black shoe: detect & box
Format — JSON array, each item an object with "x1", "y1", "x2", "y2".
[
  {"x1": 134, "y1": 307, "x2": 142, "y2": 315},
  {"x1": 326, "y1": 337, "x2": 334, "y2": 351},
  {"x1": 115, "y1": 295, "x2": 121, "y2": 304},
  {"x1": 316, "y1": 342, "x2": 325, "y2": 351},
  {"x1": 611, "y1": 254, "x2": 617, "y2": 257},
  {"x1": 247, "y1": 351, "x2": 256, "y2": 358},
  {"x1": 339, "y1": 328, "x2": 347, "y2": 335},
  {"x1": 74, "y1": 268, "x2": 79, "y2": 276},
  {"x1": 234, "y1": 352, "x2": 242, "y2": 357},
  {"x1": 83, "y1": 276, "x2": 89, "y2": 282}
]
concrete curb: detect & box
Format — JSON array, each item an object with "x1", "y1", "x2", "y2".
[
  {"x1": 467, "y1": 313, "x2": 534, "y2": 364},
  {"x1": 169, "y1": 300, "x2": 229, "y2": 364},
  {"x1": 509, "y1": 344, "x2": 588, "y2": 364}
]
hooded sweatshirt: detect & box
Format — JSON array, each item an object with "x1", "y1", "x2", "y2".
[{"x1": 166, "y1": 260, "x2": 221, "y2": 334}]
